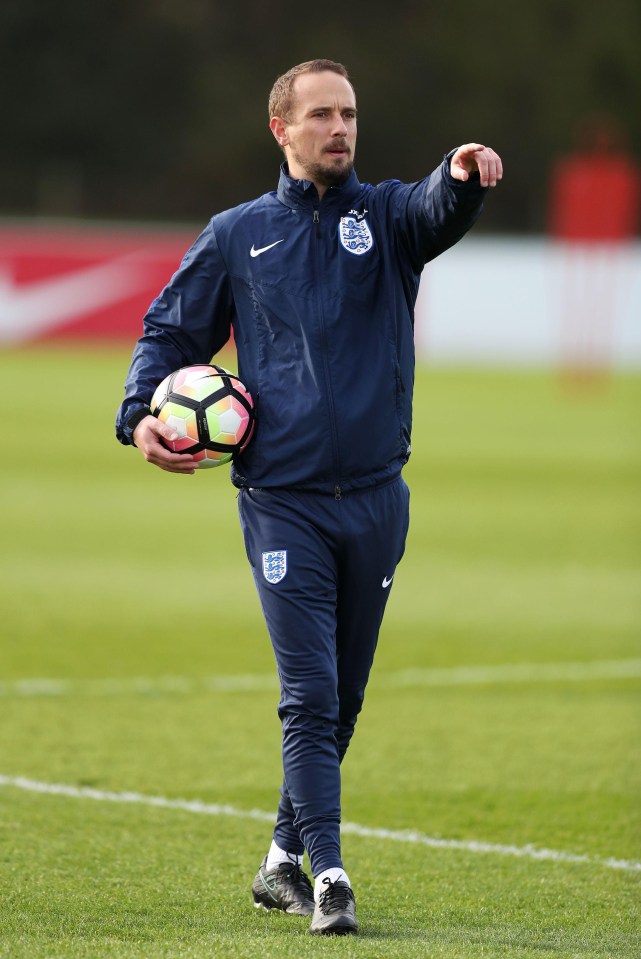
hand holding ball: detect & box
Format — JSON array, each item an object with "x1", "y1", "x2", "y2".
[{"x1": 150, "y1": 365, "x2": 255, "y2": 469}]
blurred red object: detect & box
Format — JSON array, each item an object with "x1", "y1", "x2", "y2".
[
  {"x1": 0, "y1": 224, "x2": 196, "y2": 344},
  {"x1": 549, "y1": 115, "x2": 641, "y2": 242}
]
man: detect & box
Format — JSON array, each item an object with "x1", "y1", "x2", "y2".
[{"x1": 116, "y1": 59, "x2": 502, "y2": 935}]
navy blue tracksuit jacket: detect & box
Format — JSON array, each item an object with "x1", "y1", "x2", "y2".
[{"x1": 116, "y1": 158, "x2": 486, "y2": 876}]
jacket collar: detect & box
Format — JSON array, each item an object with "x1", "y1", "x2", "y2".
[{"x1": 276, "y1": 162, "x2": 363, "y2": 211}]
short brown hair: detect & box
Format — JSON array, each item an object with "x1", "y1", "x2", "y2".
[{"x1": 268, "y1": 59, "x2": 353, "y2": 121}]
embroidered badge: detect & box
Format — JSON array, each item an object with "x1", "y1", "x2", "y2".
[
  {"x1": 338, "y1": 216, "x2": 374, "y2": 256},
  {"x1": 262, "y1": 550, "x2": 288, "y2": 584}
]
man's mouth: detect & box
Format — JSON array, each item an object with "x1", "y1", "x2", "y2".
[{"x1": 325, "y1": 144, "x2": 349, "y2": 158}]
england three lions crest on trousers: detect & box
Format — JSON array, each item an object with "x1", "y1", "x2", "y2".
[
  {"x1": 338, "y1": 216, "x2": 374, "y2": 255},
  {"x1": 262, "y1": 550, "x2": 287, "y2": 584}
]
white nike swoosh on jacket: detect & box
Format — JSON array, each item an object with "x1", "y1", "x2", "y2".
[{"x1": 250, "y1": 239, "x2": 285, "y2": 257}]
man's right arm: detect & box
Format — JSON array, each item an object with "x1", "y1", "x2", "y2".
[{"x1": 115, "y1": 219, "x2": 233, "y2": 460}]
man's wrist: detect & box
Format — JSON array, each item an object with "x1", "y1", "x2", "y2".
[
  {"x1": 443, "y1": 150, "x2": 463, "y2": 185},
  {"x1": 126, "y1": 407, "x2": 151, "y2": 445},
  {"x1": 444, "y1": 149, "x2": 482, "y2": 188}
]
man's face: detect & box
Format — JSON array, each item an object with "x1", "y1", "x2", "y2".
[{"x1": 272, "y1": 71, "x2": 357, "y2": 192}]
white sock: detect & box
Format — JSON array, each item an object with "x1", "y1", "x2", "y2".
[
  {"x1": 314, "y1": 867, "x2": 351, "y2": 901},
  {"x1": 265, "y1": 839, "x2": 303, "y2": 870}
]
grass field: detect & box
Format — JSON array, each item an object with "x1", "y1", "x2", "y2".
[{"x1": 0, "y1": 346, "x2": 639, "y2": 958}]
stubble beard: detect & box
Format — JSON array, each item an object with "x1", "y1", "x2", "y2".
[{"x1": 290, "y1": 146, "x2": 354, "y2": 189}]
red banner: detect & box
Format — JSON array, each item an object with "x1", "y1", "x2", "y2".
[{"x1": 0, "y1": 223, "x2": 199, "y2": 344}]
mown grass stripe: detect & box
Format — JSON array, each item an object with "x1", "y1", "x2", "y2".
[
  {"x1": 1, "y1": 658, "x2": 640, "y2": 698},
  {"x1": 1, "y1": 773, "x2": 639, "y2": 874}
]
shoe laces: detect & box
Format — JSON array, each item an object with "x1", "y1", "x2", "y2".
[
  {"x1": 318, "y1": 877, "x2": 353, "y2": 914},
  {"x1": 277, "y1": 859, "x2": 313, "y2": 896}
]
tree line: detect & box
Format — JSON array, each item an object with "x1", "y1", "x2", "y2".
[{"x1": 1, "y1": 0, "x2": 639, "y2": 233}]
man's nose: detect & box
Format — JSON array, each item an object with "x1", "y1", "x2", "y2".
[{"x1": 331, "y1": 114, "x2": 348, "y2": 136}]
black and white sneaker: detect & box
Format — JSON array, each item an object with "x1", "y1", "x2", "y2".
[
  {"x1": 309, "y1": 878, "x2": 358, "y2": 935},
  {"x1": 252, "y1": 856, "x2": 315, "y2": 916}
]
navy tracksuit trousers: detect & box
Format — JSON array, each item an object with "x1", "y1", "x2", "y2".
[{"x1": 238, "y1": 476, "x2": 410, "y2": 877}]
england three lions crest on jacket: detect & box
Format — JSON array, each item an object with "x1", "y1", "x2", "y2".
[{"x1": 339, "y1": 216, "x2": 374, "y2": 255}]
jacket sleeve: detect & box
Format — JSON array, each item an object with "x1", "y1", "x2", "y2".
[
  {"x1": 385, "y1": 152, "x2": 488, "y2": 274},
  {"x1": 115, "y1": 219, "x2": 232, "y2": 445}
]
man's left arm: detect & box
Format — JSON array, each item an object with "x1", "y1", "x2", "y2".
[{"x1": 387, "y1": 142, "x2": 503, "y2": 271}]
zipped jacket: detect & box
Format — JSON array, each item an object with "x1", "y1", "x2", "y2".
[{"x1": 116, "y1": 158, "x2": 486, "y2": 495}]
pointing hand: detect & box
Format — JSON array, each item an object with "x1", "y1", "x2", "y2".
[{"x1": 450, "y1": 143, "x2": 503, "y2": 188}]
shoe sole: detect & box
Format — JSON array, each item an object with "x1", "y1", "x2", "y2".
[
  {"x1": 253, "y1": 896, "x2": 314, "y2": 917},
  {"x1": 253, "y1": 899, "x2": 274, "y2": 911},
  {"x1": 309, "y1": 920, "x2": 358, "y2": 936}
]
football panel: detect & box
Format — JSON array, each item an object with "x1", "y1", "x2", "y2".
[
  {"x1": 217, "y1": 406, "x2": 244, "y2": 438},
  {"x1": 172, "y1": 366, "x2": 215, "y2": 390},
  {"x1": 229, "y1": 384, "x2": 255, "y2": 415},
  {"x1": 198, "y1": 448, "x2": 233, "y2": 468},
  {"x1": 158, "y1": 408, "x2": 200, "y2": 447},
  {"x1": 150, "y1": 372, "x2": 175, "y2": 414},
  {"x1": 238, "y1": 418, "x2": 256, "y2": 451}
]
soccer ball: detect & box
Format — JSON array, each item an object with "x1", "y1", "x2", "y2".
[{"x1": 150, "y1": 364, "x2": 255, "y2": 469}]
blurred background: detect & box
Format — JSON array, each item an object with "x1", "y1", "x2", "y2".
[
  {"x1": 2, "y1": 0, "x2": 641, "y2": 228},
  {"x1": 1, "y1": 0, "x2": 640, "y2": 364}
]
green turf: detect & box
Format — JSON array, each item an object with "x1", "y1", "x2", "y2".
[{"x1": 0, "y1": 346, "x2": 639, "y2": 958}]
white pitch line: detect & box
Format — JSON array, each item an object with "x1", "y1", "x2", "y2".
[
  {"x1": 376, "y1": 658, "x2": 641, "y2": 688},
  {"x1": 1, "y1": 659, "x2": 640, "y2": 699},
  {"x1": 1, "y1": 774, "x2": 639, "y2": 874},
  {"x1": 0, "y1": 674, "x2": 279, "y2": 698}
]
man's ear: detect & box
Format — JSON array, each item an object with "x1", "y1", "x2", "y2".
[{"x1": 270, "y1": 116, "x2": 289, "y2": 148}]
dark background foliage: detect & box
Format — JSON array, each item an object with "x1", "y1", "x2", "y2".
[{"x1": 2, "y1": 0, "x2": 639, "y2": 232}]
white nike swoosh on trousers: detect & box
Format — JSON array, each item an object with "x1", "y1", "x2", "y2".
[
  {"x1": 250, "y1": 239, "x2": 285, "y2": 257},
  {"x1": 382, "y1": 575, "x2": 395, "y2": 588}
]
